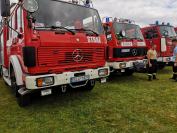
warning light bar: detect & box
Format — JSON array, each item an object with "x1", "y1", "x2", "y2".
[
  {"x1": 150, "y1": 21, "x2": 172, "y2": 26},
  {"x1": 102, "y1": 17, "x2": 135, "y2": 24}
]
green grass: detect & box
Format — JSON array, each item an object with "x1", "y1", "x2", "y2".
[{"x1": 0, "y1": 67, "x2": 177, "y2": 133}]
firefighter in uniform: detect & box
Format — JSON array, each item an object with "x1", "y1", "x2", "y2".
[
  {"x1": 147, "y1": 44, "x2": 158, "y2": 81},
  {"x1": 171, "y1": 39, "x2": 177, "y2": 81}
]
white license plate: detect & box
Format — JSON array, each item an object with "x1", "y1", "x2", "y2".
[
  {"x1": 166, "y1": 58, "x2": 171, "y2": 62},
  {"x1": 101, "y1": 78, "x2": 107, "y2": 83},
  {"x1": 41, "y1": 89, "x2": 52, "y2": 96},
  {"x1": 121, "y1": 69, "x2": 125, "y2": 72},
  {"x1": 121, "y1": 49, "x2": 130, "y2": 53},
  {"x1": 71, "y1": 75, "x2": 90, "y2": 83}
]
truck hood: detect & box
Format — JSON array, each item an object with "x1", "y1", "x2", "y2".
[{"x1": 29, "y1": 31, "x2": 107, "y2": 74}]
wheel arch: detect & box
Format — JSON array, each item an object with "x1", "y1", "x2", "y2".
[{"x1": 9, "y1": 55, "x2": 24, "y2": 86}]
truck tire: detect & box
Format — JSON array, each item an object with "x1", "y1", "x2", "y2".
[
  {"x1": 0, "y1": 65, "x2": 2, "y2": 77},
  {"x1": 123, "y1": 69, "x2": 134, "y2": 76},
  {"x1": 158, "y1": 63, "x2": 166, "y2": 70},
  {"x1": 17, "y1": 94, "x2": 30, "y2": 107},
  {"x1": 10, "y1": 69, "x2": 19, "y2": 96},
  {"x1": 10, "y1": 68, "x2": 30, "y2": 107},
  {"x1": 85, "y1": 80, "x2": 95, "y2": 91}
]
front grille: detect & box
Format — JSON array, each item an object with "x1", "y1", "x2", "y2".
[
  {"x1": 113, "y1": 47, "x2": 147, "y2": 58},
  {"x1": 38, "y1": 47, "x2": 104, "y2": 67}
]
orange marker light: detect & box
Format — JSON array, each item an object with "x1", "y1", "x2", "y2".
[{"x1": 37, "y1": 78, "x2": 43, "y2": 87}]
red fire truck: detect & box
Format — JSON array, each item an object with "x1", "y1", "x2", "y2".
[
  {"x1": 141, "y1": 22, "x2": 177, "y2": 68},
  {"x1": 103, "y1": 18, "x2": 147, "y2": 75},
  {"x1": 0, "y1": 0, "x2": 109, "y2": 106},
  {"x1": 175, "y1": 27, "x2": 177, "y2": 34}
]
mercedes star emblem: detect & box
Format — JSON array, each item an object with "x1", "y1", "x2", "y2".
[
  {"x1": 132, "y1": 49, "x2": 138, "y2": 56},
  {"x1": 72, "y1": 49, "x2": 83, "y2": 62}
]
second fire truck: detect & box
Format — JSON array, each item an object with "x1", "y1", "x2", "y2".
[{"x1": 103, "y1": 18, "x2": 147, "y2": 75}]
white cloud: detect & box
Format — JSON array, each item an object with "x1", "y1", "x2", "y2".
[{"x1": 93, "y1": 0, "x2": 177, "y2": 27}]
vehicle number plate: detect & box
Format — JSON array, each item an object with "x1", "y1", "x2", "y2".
[
  {"x1": 121, "y1": 69, "x2": 125, "y2": 72},
  {"x1": 71, "y1": 75, "x2": 90, "y2": 83},
  {"x1": 101, "y1": 78, "x2": 107, "y2": 83},
  {"x1": 41, "y1": 89, "x2": 52, "y2": 96}
]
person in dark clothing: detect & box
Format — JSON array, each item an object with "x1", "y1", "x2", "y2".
[
  {"x1": 147, "y1": 44, "x2": 158, "y2": 81},
  {"x1": 171, "y1": 39, "x2": 177, "y2": 81}
]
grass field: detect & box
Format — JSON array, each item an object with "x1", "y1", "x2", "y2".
[{"x1": 0, "y1": 67, "x2": 177, "y2": 133}]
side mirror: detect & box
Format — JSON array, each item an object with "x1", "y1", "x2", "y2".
[
  {"x1": 103, "y1": 24, "x2": 111, "y2": 35},
  {"x1": 1, "y1": 0, "x2": 10, "y2": 17},
  {"x1": 103, "y1": 25, "x2": 108, "y2": 31},
  {"x1": 18, "y1": 33, "x2": 23, "y2": 39},
  {"x1": 163, "y1": 30, "x2": 168, "y2": 36},
  {"x1": 103, "y1": 25, "x2": 109, "y2": 33},
  {"x1": 23, "y1": 0, "x2": 38, "y2": 13},
  {"x1": 119, "y1": 30, "x2": 126, "y2": 37}
]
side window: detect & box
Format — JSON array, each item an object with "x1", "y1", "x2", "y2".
[
  {"x1": 151, "y1": 29, "x2": 158, "y2": 38},
  {"x1": 0, "y1": 32, "x2": 4, "y2": 65},
  {"x1": 12, "y1": 13, "x2": 17, "y2": 38},
  {"x1": 8, "y1": 15, "x2": 15, "y2": 41},
  {"x1": 145, "y1": 28, "x2": 158, "y2": 39},
  {"x1": 17, "y1": 7, "x2": 22, "y2": 32},
  {"x1": 0, "y1": 32, "x2": 4, "y2": 49},
  {"x1": 8, "y1": 18, "x2": 11, "y2": 40}
]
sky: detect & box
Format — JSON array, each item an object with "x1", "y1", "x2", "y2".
[
  {"x1": 93, "y1": 0, "x2": 177, "y2": 27},
  {"x1": 0, "y1": 0, "x2": 177, "y2": 27}
]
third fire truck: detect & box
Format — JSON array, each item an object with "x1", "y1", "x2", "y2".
[
  {"x1": 0, "y1": 0, "x2": 109, "y2": 106},
  {"x1": 103, "y1": 18, "x2": 147, "y2": 75},
  {"x1": 141, "y1": 22, "x2": 177, "y2": 68}
]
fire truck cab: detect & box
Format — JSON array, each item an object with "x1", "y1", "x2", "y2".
[
  {"x1": 141, "y1": 22, "x2": 177, "y2": 68},
  {"x1": 103, "y1": 18, "x2": 147, "y2": 75},
  {"x1": 0, "y1": 0, "x2": 109, "y2": 106}
]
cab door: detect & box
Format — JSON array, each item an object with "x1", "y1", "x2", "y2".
[{"x1": 144, "y1": 28, "x2": 160, "y2": 54}]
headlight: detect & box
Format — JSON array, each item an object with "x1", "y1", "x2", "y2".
[
  {"x1": 36, "y1": 76, "x2": 54, "y2": 87},
  {"x1": 98, "y1": 69, "x2": 109, "y2": 77},
  {"x1": 119, "y1": 63, "x2": 126, "y2": 68}
]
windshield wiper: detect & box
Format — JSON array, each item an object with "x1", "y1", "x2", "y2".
[
  {"x1": 35, "y1": 26, "x2": 75, "y2": 35},
  {"x1": 50, "y1": 26, "x2": 75, "y2": 35},
  {"x1": 71, "y1": 28, "x2": 99, "y2": 36}
]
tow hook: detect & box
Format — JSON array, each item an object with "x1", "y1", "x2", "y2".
[{"x1": 61, "y1": 85, "x2": 67, "y2": 93}]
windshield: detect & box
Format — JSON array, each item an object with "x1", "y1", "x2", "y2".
[
  {"x1": 32, "y1": 0, "x2": 104, "y2": 34},
  {"x1": 113, "y1": 22, "x2": 144, "y2": 40},
  {"x1": 159, "y1": 26, "x2": 176, "y2": 37}
]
